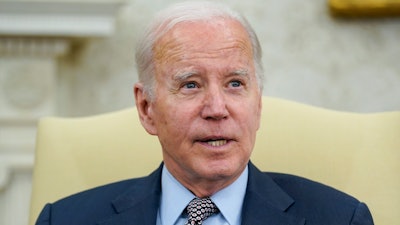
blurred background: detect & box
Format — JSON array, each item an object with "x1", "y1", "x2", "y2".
[{"x1": 0, "y1": 0, "x2": 399, "y2": 224}]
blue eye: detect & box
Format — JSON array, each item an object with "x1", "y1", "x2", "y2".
[
  {"x1": 229, "y1": 80, "x2": 242, "y2": 87},
  {"x1": 183, "y1": 82, "x2": 198, "y2": 89}
]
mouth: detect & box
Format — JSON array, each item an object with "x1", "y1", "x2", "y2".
[
  {"x1": 196, "y1": 137, "x2": 232, "y2": 147},
  {"x1": 205, "y1": 139, "x2": 227, "y2": 147}
]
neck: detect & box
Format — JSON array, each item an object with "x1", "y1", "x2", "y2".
[{"x1": 165, "y1": 163, "x2": 246, "y2": 198}]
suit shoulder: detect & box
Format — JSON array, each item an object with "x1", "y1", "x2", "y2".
[
  {"x1": 55, "y1": 176, "x2": 147, "y2": 205},
  {"x1": 39, "y1": 176, "x2": 152, "y2": 225},
  {"x1": 263, "y1": 172, "x2": 375, "y2": 225},
  {"x1": 54, "y1": 164, "x2": 163, "y2": 206},
  {"x1": 265, "y1": 172, "x2": 359, "y2": 204}
]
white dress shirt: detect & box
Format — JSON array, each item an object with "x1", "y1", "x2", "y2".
[{"x1": 156, "y1": 164, "x2": 248, "y2": 225}]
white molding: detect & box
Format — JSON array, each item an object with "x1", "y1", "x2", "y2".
[
  {"x1": 0, "y1": 37, "x2": 69, "y2": 57},
  {"x1": 0, "y1": 153, "x2": 34, "y2": 191},
  {"x1": 0, "y1": 2, "x2": 126, "y2": 224},
  {"x1": 0, "y1": 0, "x2": 125, "y2": 37}
]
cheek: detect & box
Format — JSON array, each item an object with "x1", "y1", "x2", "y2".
[
  {"x1": 154, "y1": 106, "x2": 192, "y2": 142},
  {"x1": 238, "y1": 102, "x2": 261, "y2": 137}
]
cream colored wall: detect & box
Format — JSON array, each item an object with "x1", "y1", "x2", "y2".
[
  {"x1": 59, "y1": 0, "x2": 400, "y2": 117},
  {"x1": 0, "y1": 0, "x2": 399, "y2": 224}
]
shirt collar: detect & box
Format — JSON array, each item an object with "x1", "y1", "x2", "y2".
[
  {"x1": 159, "y1": 166, "x2": 194, "y2": 225},
  {"x1": 211, "y1": 165, "x2": 248, "y2": 225},
  {"x1": 159, "y1": 164, "x2": 248, "y2": 225}
]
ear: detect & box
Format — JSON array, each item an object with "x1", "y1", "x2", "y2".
[{"x1": 134, "y1": 83, "x2": 158, "y2": 135}]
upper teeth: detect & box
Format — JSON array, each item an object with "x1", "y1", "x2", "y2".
[{"x1": 207, "y1": 140, "x2": 227, "y2": 147}]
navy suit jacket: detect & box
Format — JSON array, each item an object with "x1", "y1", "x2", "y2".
[{"x1": 36, "y1": 162, "x2": 374, "y2": 225}]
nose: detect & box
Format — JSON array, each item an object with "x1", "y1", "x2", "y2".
[{"x1": 200, "y1": 87, "x2": 229, "y2": 120}]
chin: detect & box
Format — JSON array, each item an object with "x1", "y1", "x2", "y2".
[{"x1": 198, "y1": 161, "x2": 243, "y2": 179}]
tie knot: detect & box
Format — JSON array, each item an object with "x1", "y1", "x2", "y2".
[{"x1": 185, "y1": 197, "x2": 219, "y2": 225}]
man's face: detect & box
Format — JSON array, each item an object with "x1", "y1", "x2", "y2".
[{"x1": 138, "y1": 19, "x2": 262, "y2": 190}]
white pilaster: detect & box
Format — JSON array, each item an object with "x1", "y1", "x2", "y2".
[{"x1": 0, "y1": 1, "x2": 125, "y2": 224}]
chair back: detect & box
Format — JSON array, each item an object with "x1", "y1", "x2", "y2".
[{"x1": 29, "y1": 97, "x2": 400, "y2": 225}]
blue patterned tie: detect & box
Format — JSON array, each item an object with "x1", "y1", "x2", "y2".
[{"x1": 184, "y1": 197, "x2": 219, "y2": 225}]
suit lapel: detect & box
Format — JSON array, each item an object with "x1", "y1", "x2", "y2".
[
  {"x1": 97, "y1": 165, "x2": 163, "y2": 225},
  {"x1": 95, "y1": 162, "x2": 306, "y2": 225},
  {"x1": 241, "y1": 162, "x2": 305, "y2": 225}
]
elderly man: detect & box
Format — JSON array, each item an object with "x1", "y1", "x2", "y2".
[{"x1": 36, "y1": 2, "x2": 374, "y2": 225}]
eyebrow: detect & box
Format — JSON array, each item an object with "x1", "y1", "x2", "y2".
[
  {"x1": 173, "y1": 68, "x2": 250, "y2": 82},
  {"x1": 173, "y1": 70, "x2": 198, "y2": 82},
  {"x1": 231, "y1": 69, "x2": 249, "y2": 77}
]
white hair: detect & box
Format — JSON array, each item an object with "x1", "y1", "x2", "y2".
[{"x1": 135, "y1": 1, "x2": 264, "y2": 100}]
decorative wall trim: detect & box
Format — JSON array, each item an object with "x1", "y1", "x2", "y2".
[
  {"x1": 0, "y1": 38, "x2": 69, "y2": 57},
  {"x1": 0, "y1": 153, "x2": 34, "y2": 190},
  {"x1": 0, "y1": 1, "x2": 126, "y2": 224},
  {"x1": 329, "y1": 0, "x2": 400, "y2": 17},
  {"x1": 0, "y1": 0, "x2": 125, "y2": 37}
]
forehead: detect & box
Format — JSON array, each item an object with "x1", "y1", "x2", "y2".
[{"x1": 153, "y1": 18, "x2": 254, "y2": 65}]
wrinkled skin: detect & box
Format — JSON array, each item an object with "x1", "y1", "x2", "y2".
[{"x1": 134, "y1": 18, "x2": 262, "y2": 197}]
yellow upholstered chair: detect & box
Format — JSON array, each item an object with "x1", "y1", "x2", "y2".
[{"x1": 29, "y1": 96, "x2": 400, "y2": 225}]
